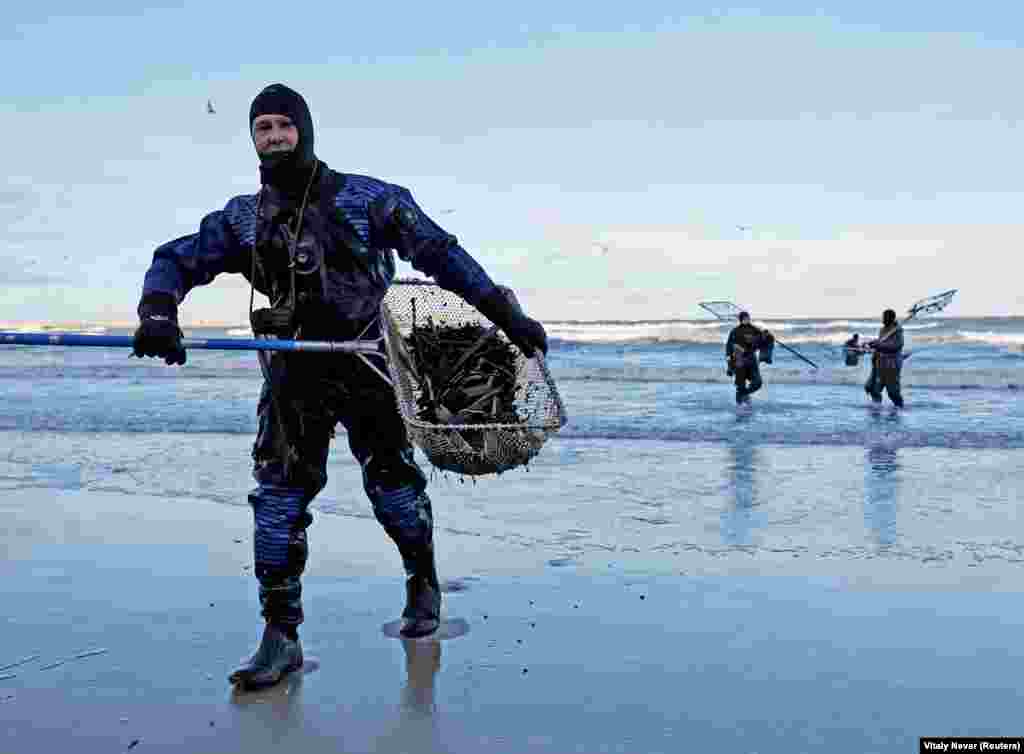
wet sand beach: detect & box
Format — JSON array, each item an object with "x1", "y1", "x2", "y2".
[
  {"x1": 2, "y1": 321, "x2": 1022, "y2": 751},
  {"x1": 3, "y1": 477, "x2": 1024, "y2": 753}
]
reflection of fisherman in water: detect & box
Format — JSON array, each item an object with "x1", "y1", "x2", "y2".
[
  {"x1": 720, "y1": 431, "x2": 760, "y2": 546},
  {"x1": 401, "y1": 638, "x2": 442, "y2": 717},
  {"x1": 230, "y1": 664, "x2": 306, "y2": 746},
  {"x1": 373, "y1": 638, "x2": 444, "y2": 753},
  {"x1": 844, "y1": 333, "x2": 862, "y2": 366},
  {"x1": 864, "y1": 441, "x2": 900, "y2": 547},
  {"x1": 725, "y1": 311, "x2": 775, "y2": 405}
]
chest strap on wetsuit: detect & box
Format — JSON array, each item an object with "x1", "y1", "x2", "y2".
[
  {"x1": 248, "y1": 166, "x2": 319, "y2": 478},
  {"x1": 248, "y1": 163, "x2": 319, "y2": 337}
]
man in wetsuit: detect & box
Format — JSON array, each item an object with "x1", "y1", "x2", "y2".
[
  {"x1": 864, "y1": 309, "x2": 904, "y2": 407},
  {"x1": 844, "y1": 333, "x2": 862, "y2": 366},
  {"x1": 725, "y1": 311, "x2": 773, "y2": 404},
  {"x1": 131, "y1": 84, "x2": 548, "y2": 689}
]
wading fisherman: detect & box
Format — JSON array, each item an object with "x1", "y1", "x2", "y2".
[
  {"x1": 864, "y1": 309, "x2": 904, "y2": 407},
  {"x1": 131, "y1": 84, "x2": 548, "y2": 689},
  {"x1": 844, "y1": 333, "x2": 862, "y2": 366},
  {"x1": 725, "y1": 311, "x2": 774, "y2": 404}
]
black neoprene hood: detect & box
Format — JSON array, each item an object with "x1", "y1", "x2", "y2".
[{"x1": 249, "y1": 83, "x2": 317, "y2": 190}]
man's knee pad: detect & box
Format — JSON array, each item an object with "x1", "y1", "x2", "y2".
[
  {"x1": 370, "y1": 485, "x2": 433, "y2": 547},
  {"x1": 248, "y1": 484, "x2": 312, "y2": 574},
  {"x1": 361, "y1": 448, "x2": 427, "y2": 497}
]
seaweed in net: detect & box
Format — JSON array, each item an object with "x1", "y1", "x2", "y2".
[
  {"x1": 406, "y1": 320, "x2": 523, "y2": 429},
  {"x1": 381, "y1": 280, "x2": 567, "y2": 476}
]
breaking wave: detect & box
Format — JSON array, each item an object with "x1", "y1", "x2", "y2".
[
  {"x1": 957, "y1": 331, "x2": 1024, "y2": 348},
  {"x1": 1, "y1": 362, "x2": 1018, "y2": 390},
  {"x1": 555, "y1": 365, "x2": 1023, "y2": 390},
  {"x1": 1, "y1": 324, "x2": 109, "y2": 335},
  {"x1": 546, "y1": 320, "x2": 1022, "y2": 350}
]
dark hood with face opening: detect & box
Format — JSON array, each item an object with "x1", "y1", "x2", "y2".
[{"x1": 249, "y1": 83, "x2": 318, "y2": 196}]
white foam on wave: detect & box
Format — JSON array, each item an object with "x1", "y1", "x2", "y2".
[
  {"x1": 553, "y1": 364, "x2": 1022, "y2": 389},
  {"x1": 549, "y1": 324, "x2": 859, "y2": 346},
  {"x1": 816, "y1": 320, "x2": 878, "y2": 330},
  {"x1": 957, "y1": 331, "x2": 1024, "y2": 346},
  {"x1": 544, "y1": 319, "x2": 1023, "y2": 349},
  {"x1": 4, "y1": 323, "x2": 108, "y2": 335},
  {"x1": 547, "y1": 321, "x2": 726, "y2": 343}
]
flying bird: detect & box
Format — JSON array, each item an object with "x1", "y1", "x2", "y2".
[
  {"x1": 438, "y1": 208, "x2": 456, "y2": 215},
  {"x1": 207, "y1": 100, "x2": 216, "y2": 114},
  {"x1": 736, "y1": 225, "x2": 752, "y2": 232}
]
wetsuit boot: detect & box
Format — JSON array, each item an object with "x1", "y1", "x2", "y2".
[
  {"x1": 232, "y1": 487, "x2": 311, "y2": 688},
  {"x1": 401, "y1": 546, "x2": 442, "y2": 638},
  {"x1": 228, "y1": 622, "x2": 304, "y2": 689}
]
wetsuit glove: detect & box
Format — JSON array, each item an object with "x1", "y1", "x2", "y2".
[
  {"x1": 475, "y1": 286, "x2": 548, "y2": 358},
  {"x1": 133, "y1": 292, "x2": 186, "y2": 365}
]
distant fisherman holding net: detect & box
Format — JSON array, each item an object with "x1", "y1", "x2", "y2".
[
  {"x1": 130, "y1": 84, "x2": 548, "y2": 688},
  {"x1": 725, "y1": 311, "x2": 775, "y2": 404},
  {"x1": 844, "y1": 333, "x2": 862, "y2": 366},
  {"x1": 864, "y1": 309, "x2": 904, "y2": 407}
]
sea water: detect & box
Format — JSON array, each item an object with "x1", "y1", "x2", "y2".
[{"x1": 1, "y1": 316, "x2": 1022, "y2": 574}]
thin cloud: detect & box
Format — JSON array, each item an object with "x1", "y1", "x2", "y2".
[{"x1": 2, "y1": 269, "x2": 69, "y2": 287}]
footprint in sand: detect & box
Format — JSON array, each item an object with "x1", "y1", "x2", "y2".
[{"x1": 440, "y1": 577, "x2": 477, "y2": 593}]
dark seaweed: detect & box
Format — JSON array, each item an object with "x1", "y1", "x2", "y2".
[{"x1": 405, "y1": 320, "x2": 522, "y2": 426}]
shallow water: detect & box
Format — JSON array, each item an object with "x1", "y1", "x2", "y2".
[{"x1": 0, "y1": 321, "x2": 1021, "y2": 577}]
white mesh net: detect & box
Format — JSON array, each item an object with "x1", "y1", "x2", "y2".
[
  {"x1": 380, "y1": 279, "x2": 567, "y2": 477},
  {"x1": 699, "y1": 301, "x2": 744, "y2": 321},
  {"x1": 907, "y1": 289, "x2": 957, "y2": 319}
]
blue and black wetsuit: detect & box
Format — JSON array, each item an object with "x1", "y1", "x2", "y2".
[
  {"x1": 140, "y1": 164, "x2": 497, "y2": 627},
  {"x1": 726, "y1": 322, "x2": 771, "y2": 403},
  {"x1": 865, "y1": 324, "x2": 904, "y2": 407}
]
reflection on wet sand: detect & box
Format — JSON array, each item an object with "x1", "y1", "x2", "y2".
[
  {"x1": 865, "y1": 443, "x2": 901, "y2": 547},
  {"x1": 864, "y1": 411, "x2": 902, "y2": 547},
  {"x1": 401, "y1": 638, "x2": 441, "y2": 717},
  {"x1": 721, "y1": 429, "x2": 759, "y2": 546},
  {"x1": 372, "y1": 637, "x2": 446, "y2": 753},
  {"x1": 228, "y1": 666, "x2": 306, "y2": 747}
]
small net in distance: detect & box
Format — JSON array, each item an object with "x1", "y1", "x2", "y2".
[
  {"x1": 381, "y1": 279, "x2": 568, "y2": 477},
  {"x1": 699, "y1": 301, "x2": 745, "y2": 321},
  {"x1": 907, "y1": 289, "x2": 957, "y2": 319}
]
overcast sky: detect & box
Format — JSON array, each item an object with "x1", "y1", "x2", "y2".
[{"x1": 3, "y1": 2, "x2": 1023, "y2": 323}]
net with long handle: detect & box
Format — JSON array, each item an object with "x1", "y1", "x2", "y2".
[
  {"x1": 906, "y1": 289, "x2": 957, "y2": 320},
  {"x1": 699, "y1": 301, "x2": 744, "y2": 320},
  {"x1": 699, "y1": 299, "x2": 819, "y2": 368},
  {"x1": 380, "y1": 279, "x2": 568, "y2": 477}
]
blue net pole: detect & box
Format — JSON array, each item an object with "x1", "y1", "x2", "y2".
[{"x1": 0, "y1": 332, "x2": 381, "y2": 354}]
